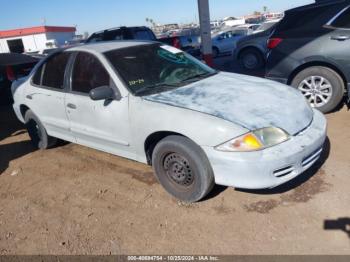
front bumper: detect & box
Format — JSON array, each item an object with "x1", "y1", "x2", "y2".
[{"x1": 202, "y1": 109, "x2": 327, "y2": 189}]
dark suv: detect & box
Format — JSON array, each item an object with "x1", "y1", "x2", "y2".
[
  {"x1": 86, "y1": 26, "x2": 157, "y2": 43},
  {"x1": 266, "y1": 0, "x2": 350, "y2": 113}
]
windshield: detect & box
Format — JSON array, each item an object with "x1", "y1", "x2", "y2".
[
  {"x1": 256, "y1": 21, "x2": 277, "y2": 32},
  {"x1": 105, "y1": 44, "x2": 216, "y2": 96}
]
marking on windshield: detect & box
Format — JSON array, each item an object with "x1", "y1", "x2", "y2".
[{"x1": 129, "y1": 79, "x2": 145, "y2": 86}]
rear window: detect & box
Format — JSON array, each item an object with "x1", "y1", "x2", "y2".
[
  {"x1": 331, "y1": 7, "x2": 350, "y2": 28},
  {"x1": 277, "y1": 5, "x2": 335, "y2": 32},
  {"x1": 134, "y1": 30, "x2": 155, "y2": 40}
]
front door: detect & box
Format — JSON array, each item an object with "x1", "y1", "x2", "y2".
[{"x1": 65, "y1": 52, "x2": 133, "y2": 159}]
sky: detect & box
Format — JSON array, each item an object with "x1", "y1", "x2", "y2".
[{"x1": 1, "y1": 0, "x2": 314, "y2": 34}]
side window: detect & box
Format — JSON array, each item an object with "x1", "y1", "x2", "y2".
[
  {"x1": 134, "y1": 30, "x2": 152, "y2": 40},
  {"x1": 331, "y1": 7, "x2": 350, "y2": 29},
  {"x1": 32, "y1": 64, "x2": 44, "y2": 85},
  {"x1": 87, "y1": 33, "x2": 103, "y2": 43},
  {"x1": 72, "y1": 52, "x2": 110, "y2": 94},
  {"x1": 42, "y1": 52, "x2": 71, "y2": 89},
  {"x1": 104, "y1": 29, "x2": 123, "y2": 41}
]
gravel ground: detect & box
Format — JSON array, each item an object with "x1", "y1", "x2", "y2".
[{"x1": 0, "y1": 57, "x2": 349, "y2": 254}]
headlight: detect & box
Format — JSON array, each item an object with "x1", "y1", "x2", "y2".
[{"x1": 215, "y1": 127, "x2": 290, "y2": 152}]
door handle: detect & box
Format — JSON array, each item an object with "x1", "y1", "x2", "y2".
[
  {"x1": 67, "y1": 103, "x2": 77, "y2": 109},
  {"x1": 26, "y1": 95, "x2": 33, "y2": 100},
  {"x1": 331, "y1": 35, "x2": 350, "y2": 41}
]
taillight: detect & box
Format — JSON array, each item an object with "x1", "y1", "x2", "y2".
[
  {"x1": 267, "y1": 38, "x2": 283, "y2": 49},
  {"x1": 6, "y1": 66, "x2": 16, "y2": 81},
  {"x1": 173, "y1": 38, "x2": 181, "y2": 49}
]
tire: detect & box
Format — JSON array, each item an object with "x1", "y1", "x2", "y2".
[
  {"x1": 212, "y1": 47, "x2": 219, "y2": 58},
  {"x1": 24, "y1": 110, "x2": 57, "y2": 149},
  {"x1": 238, "y1": 48, "x2": 265, "y2": 70},
  {"x1": 152, "y1": 135, "x2": 215, "y2": 203},
  {"x1": 291, "y1": 66, "x2": 345, "y2": 113}
]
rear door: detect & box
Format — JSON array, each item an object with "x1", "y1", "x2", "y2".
[
  {"x1": 24, "y1": 52, "x2": 72, "y2": 141},
  {"x1": 64, "y1": 52, "x2": 132, "y2": 158}
]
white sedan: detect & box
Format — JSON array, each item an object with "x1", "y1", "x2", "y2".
[{"x1": 11, "y1": 41, "x2": 327, "y2": 202}]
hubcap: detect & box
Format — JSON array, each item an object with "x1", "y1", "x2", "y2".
[
  {"x1": 163, "y1": 153, "x2": 194, "y2": 187},
  {"x1": 298, "y1": 76, "x2": 333, "y2": 108},
  {"x1": 243, "y1": 54, "x2": 258, "y2": 69}
]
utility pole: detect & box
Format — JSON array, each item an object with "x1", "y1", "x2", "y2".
[{"x1": 197, "y1": 0, "x2": 213, "y2": 67}]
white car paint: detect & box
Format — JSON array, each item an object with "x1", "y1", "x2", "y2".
[{"x1": 12, "y1": 41, "x2": 327, "y2": 190}]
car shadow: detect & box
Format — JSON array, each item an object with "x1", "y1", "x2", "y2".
[
  {"x1": 0, "y1": 140, "x2": 35, "y2": 175},
  {"x1": 0, "y1": 105, "x2": 36, "y2": 175},
  {"x1": 236, "y1": 137, "x2": 331, "y2": 195},
  {"x1": 324, "y1": 218, "x2": 350, "y2": 239},
  {"x1": 0, "y1": 105, "x2": 26, "y2": 142}
]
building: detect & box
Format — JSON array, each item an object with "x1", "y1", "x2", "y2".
[
  {"x1": 264, "y1": 12, "x2": 284, "y2": 21},
  {"x1": 0, "y1": 26, "x2": 76, "y2": 53}
]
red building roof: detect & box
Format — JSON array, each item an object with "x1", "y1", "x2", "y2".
[{"x1": 0, "y1": 26, "x2": 76, "y2": 39}]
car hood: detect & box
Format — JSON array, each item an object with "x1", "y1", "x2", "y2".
[{"x1": 144, "y1": 72, "x2": 313, "y2": 135}]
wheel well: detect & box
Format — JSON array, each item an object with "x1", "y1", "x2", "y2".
[
  {"x1": 287, "y1": 62, "x2": 348, "y2": 90},
  {"x1": 237, "y1": 46, "x2": 263, "y2": 59},
  {"x1": 20, "y1": 105, "x2": 30, "y2": 119},
  {"x1": 144, "y1": 131, "x2": 185, "y2": 165}
]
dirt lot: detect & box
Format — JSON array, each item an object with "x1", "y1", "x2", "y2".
[{"x1": 0, "y1": 80, "x2": 350, "y2": 254}]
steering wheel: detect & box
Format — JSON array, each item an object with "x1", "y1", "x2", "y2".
[{"x1": 159, "y1": 67, "x2": 187, "y2": 83}]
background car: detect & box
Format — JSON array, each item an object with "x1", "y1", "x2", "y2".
[
  {"x1": 0, "y1": 53, "x2": 38, "y2": 105},
  {"x1": 234, "y1": 19, "x2": 280, "y2": 70},
  {"x1": 157, "y1": 35, "x2": 201, "y2": 58},
  {"x1": 266, "y1": 0, "x2": 350, "y2": 113},
  {"x1": 86, "y1": 26, "x2": 157, "y2": 43},
  {"x1": 212, "y1": 27, "x2": 252, "y2": 57}
]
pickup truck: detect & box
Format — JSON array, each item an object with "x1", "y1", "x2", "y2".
[{"x1": 86, "y1": 26, "x2": 201, "y2": 58}]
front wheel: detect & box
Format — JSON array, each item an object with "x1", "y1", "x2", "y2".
[
  {"x1": 152, "y1": 136, "x2": 215, "y2": 203},
  {"x1": 291, "y1": 66, "x2": 345, "y2": 113}
]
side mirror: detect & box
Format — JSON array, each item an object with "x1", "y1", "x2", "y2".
[{"x1": 89, "y1": 86, "x2": 115, "y2": 101}]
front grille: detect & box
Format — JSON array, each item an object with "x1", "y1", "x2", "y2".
[
  {"x1": 273, "y1": 166, "x2": 294, "y2": 178},
  {"x1": 302, "y1": 147, "x2": 323, "y2": 167}
]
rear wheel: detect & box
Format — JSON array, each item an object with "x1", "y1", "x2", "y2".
[
  {"x1": 24, "y1": 110, "x2": 57, "y2": 149},
  {"x1": 291, "y1": 66, "x2": 345, "y2": 113},
  {"x1": 238, "y1": 48, "x2": 265, "y2": 70},
  {"x1": 152, "y1": 136, "x2": 215, "y2": 203}
]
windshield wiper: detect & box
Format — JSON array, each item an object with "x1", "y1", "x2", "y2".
[
  {"x1": 181, "y1": 71, "x2": 218, "y2": 83},
  {"x1": 135, "y1": 82, "x2": 181, "y2": 96}
]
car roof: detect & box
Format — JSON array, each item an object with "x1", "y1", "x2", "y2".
[
  {"x1": 286, "y1": 0, "x2": 348, "y2": 14},
  {"x1": 92, "y1": 26, "x2": 150, "y2": 34},
  {"x1": 66, "y1": 40, "x2": 155, "y2": 53},
  {"x1": 0, "y1": 53, "x2": 39, "y2": 66}
]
